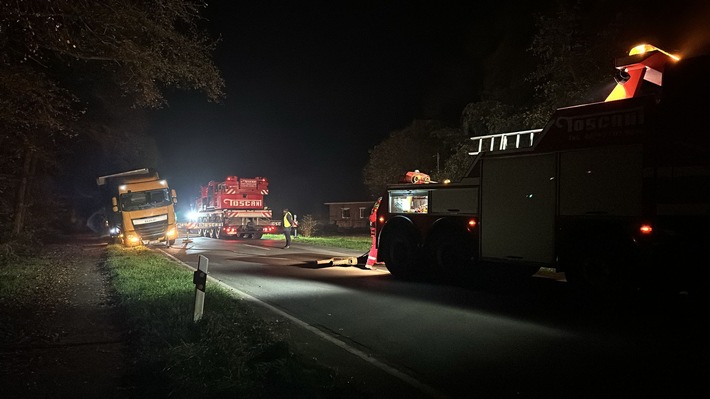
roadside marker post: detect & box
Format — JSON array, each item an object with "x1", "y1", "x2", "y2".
[{"x1": 193, "y1": 255, "x2": 209, "y2": 322}]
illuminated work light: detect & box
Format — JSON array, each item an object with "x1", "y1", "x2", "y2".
[{"x1": 628, "y1": 44, "x2": 680, "y2": 60}]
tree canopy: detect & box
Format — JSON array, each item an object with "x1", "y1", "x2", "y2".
[
  {"x1": 0, "y1": 0, "x2": 225, "y2": 240},
  {"x1": 363, "y1": 0, "x2": 655, "y2": 195}
]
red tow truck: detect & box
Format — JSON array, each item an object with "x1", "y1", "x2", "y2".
[
  {"x1": 373, "y1": 45, "x2": 710, "y2": 295},
  {"x1": 191, "y1": 176, "x2": 280, "y2": 239}
]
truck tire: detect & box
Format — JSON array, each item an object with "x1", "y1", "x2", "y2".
[
  {"x1": 565, "y1": 239, "x2": 635, "y2": 297},
  {"x1": 380, "y1": 220, "x2": 421, "y2": 280},
  {"x1": 425, "y1": 227, "x2": 478, "y2": 283},
  {"x1": 253, "y1": 234, "x2": 263, "y2": 239}
]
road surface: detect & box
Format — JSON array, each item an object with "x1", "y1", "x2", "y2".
[{"x1": 159, "y1": 234, "x2": 708, "y2": 398}]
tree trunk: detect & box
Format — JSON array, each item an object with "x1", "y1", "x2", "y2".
[{"x1": 12, "y1": 146, "x2": 35, "y2": 236}]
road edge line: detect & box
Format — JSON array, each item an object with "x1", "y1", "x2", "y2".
[{"x1": 155, "y1": 248, "x2": 449, "y2": 399}]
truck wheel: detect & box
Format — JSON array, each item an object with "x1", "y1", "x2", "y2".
[
  {"x1": 426, "y1": 228, "x2": 478, "y2": 283},
  {"x1": 253, "y1": 234, "x2": 263, "y2": 239},
  {"x1": 380, "y1": 224, "x2": 421, "y2": 280},
  {"x1": 565, "y1": 240, "x2": 634, "y2": 297}
]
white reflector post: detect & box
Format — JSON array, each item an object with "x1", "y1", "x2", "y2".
[{"x1": 193, "y1": 255, "x2": 209, "y2": 322}]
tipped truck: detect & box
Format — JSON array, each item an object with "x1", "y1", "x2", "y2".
[{"x1": 97, "y1": 168, "x2": 178, "y2": 247}]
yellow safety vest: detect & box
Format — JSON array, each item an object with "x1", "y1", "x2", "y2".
[{"x1": 283, "y1": 212, "x2": 293, "y2": 228}]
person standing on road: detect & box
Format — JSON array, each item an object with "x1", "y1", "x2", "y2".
[{"x1": 282, "y1": 208, "x2": 296, "y2": 249}]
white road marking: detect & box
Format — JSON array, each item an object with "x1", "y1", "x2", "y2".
[
  {"x1": 242, "y1": 243, "x2": 270, "y2": 250},
  {"x1": 155, "y1": 248, "x2": 448, "y2": 399}
]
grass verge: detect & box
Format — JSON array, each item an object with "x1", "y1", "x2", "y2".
[
  {"x1": 261, "y1": 234, "x2": 372, "y2": 252},
  {"x1": 105, "y1": 245, "x2": 365, "y2": 398}
]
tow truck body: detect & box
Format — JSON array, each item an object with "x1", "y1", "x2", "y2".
[{"x1": 373, "y1": 45, "x2": 710, "y2": 295}]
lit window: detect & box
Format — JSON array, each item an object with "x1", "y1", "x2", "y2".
[{"x1": 388, "y1": 189, "x2": 429, "y2": 214}]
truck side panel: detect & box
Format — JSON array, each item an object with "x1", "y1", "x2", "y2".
[
  {"x1": 481, "y1": 154, "x2": 556, "y2": 264},
  {"x1": 560, "y1": 145, "x2": 643, "y2": 216},
  {"x1": 430, "y1": 187, "x2": 478, "y2": 214}
]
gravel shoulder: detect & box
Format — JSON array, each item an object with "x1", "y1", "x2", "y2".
[{"x1": 0, "y1": 234, "x2": 130, "y2": 398}]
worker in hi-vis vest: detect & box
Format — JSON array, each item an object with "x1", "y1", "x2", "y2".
[{"x1": 282, "y1": 208, "x2": 296, "y2": 249}]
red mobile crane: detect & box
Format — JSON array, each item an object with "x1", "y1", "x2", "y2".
[
  {"x1": 191, "y1": 176, "x2": 280, "y2": 239},
  {"x1": 373, "y1": 45, "x2": 710, "y2": 296}
]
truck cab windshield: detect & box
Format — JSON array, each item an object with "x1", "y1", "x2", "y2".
[{"x1": 120, "y1": 189, "x2": 171, "y2": 211}]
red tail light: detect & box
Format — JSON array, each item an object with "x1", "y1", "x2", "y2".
[
  {"x1": 468, "y1": 219, "x2": 477, "y2": 228},
  {"x1": 639, "y1": 224, "x2": 653, "y2": 235}
]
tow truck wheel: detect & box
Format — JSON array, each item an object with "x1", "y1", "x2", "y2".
[
  {"x1": 380, "y1": 223, "x2": 421, "y2": 280},
  {"x1": 565, "y1": 240, "x2": 634, "y2": 298},
  {"x1": 426, "y1": 227, "x2": 478, "y2": 283}
]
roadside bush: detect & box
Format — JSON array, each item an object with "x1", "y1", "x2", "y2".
[
  {"x1": 297, "y1": 214, "x2": 318, "y2": 237},
  {"x1": 318, "y1": 222, "x2": 340, "y2": 236}
]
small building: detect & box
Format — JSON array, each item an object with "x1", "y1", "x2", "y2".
[{"x1": 323, "y1": 201, "x2": 373, "y2": 231}]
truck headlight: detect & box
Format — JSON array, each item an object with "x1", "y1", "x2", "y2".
[
  {"x1": 166, "y1": 228, "x2": 177, "y2": 238},
  {"x1": 127, "y1": 234, "x2": 141, "y2": 245}
]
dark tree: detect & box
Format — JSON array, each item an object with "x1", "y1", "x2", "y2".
[
  {"x1": 0, "y1": 0, "x2": 225, "y2": 240},
  {"x1": 363, "y1": 120, "x2": 461, "y2": 196}
]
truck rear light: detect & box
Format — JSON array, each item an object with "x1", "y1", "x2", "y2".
[
  {"x1": 639, "y1": 224, "x2": 653, "y2": 235},
  {"x1": 378, "y1": 216, "x2": 385, "y2": 223},
  {"x1": 468, "y1": 219, "x2": 477, "y2": 228}
]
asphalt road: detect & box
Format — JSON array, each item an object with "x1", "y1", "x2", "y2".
[{"x1": 158, "y1": 234, "x2": 709, "y2": 399}]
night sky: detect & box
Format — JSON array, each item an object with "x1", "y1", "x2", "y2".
[{"x1": 146, "y1": 1, "x2": 710, "y2": 219}]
